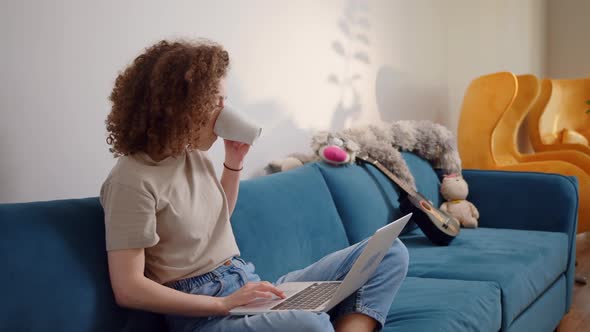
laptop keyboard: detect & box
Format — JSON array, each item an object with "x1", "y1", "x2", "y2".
[{"x1": 271, "y1": 282, "x2": 340, "y2": 310}]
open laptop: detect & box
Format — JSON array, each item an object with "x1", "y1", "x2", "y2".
[{"x1": 229, "y1": 213, "x2": 412, "y2": 315}]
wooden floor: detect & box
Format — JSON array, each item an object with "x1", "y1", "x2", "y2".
[{"x1": 558, "y1": 232, "x2": 590, "y2": 332}]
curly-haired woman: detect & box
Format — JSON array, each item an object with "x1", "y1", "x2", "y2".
[{"x1": 100, "y1": 39, "x2": 409, "y2": 332}]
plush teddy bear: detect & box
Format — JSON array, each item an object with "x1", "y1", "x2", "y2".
[{"x1": 440, "y1": 174, "x2": 479, "y2": 228}]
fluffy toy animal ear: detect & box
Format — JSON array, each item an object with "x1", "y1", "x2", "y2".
[
  {"x1": 345, "y1": 139, "x2": 360, "y2": 152},
  {"x1": 328, "y1": 136, "x2": 344, "y2": 146},
  {"x1": 311, "y1": 131, "x2": 330, "y2": 152}
]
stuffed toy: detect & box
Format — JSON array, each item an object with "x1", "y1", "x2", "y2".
[
  {"x1": 264, "y1": 120, "x2": 462, "y2": 193},
  {"x1": 439, "y1": 174, "x2": 479, "y2": 228}
]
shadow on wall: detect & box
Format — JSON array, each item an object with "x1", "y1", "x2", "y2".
[
  {"x1": 238, "y1": 101, "x2": 315, "y2": 178},
  {"x1": 213, "y1": 75, "x2": 316, "y2": 179},
  {"x1": 375, "y1": 65, "x2": 450, "y2": 126},
  {"x1": 328, "y1": 0, "x2": 371, "y2": 130},
  {"x1": 216, "y1": 0, "x2": 376, "y2": 178}
]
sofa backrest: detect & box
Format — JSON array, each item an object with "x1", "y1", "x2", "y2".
[
  {"x1": 0, "y1": 152, "x2": 438, "y2": 331},
  {"x1": 0, "y1": 198, "x2": 128, "y2": 332},
  {"x1": 0, "y1": 163, "x2": 350, "y2": 332},
  {"x1": 315, "y1": 152, "x2": 442, "y2": 243},
  {"x1": 231, "y1": 164, "x2": 350, "y2": 281}
]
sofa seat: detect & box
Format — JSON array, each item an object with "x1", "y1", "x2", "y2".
[
  {"x1": 383, "y1": 277, "x2": 501, "y2": 332},
  {"x1": 400, "y1": 227, "x2": 569, "y2": 330}
]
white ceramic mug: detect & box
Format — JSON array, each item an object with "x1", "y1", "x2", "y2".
[{"x1": 214, "y1": 104, "x2": 262, "y2": 146}]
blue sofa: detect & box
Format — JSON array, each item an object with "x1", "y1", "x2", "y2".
[{"x1": 0, "y1": 152, "x2": 578, "y2": 331}]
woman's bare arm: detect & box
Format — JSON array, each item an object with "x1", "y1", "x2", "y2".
[
  {"x1": 107, "y1": 249, "x2": 285, "y2": 316},
  {"x1": 108, "y1": 248, "x2": 225, "y2": 316}
]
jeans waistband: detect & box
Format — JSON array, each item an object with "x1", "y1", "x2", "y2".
[{"x1": 165, "y1": 257, "x2": 238, "y2": 291}]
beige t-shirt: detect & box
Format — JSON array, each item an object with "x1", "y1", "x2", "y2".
[{"x1": 99, "y1": 149, "x2": 240, "y2": 284}]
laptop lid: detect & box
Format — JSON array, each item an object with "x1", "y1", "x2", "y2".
[{"x1": 320, "y1": 213, "x2": 412, "y2": 311}]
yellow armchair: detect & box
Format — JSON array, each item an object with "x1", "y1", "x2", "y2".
[
  {"x1": 528, "y1": 78, "x2": 590, "y2": 156},
  {"x1": 458, "y1": 72, "x2": 517, "y2": 169},
  {"x1": 458, "y1": 72, "x2": 590, "y2": 233}
]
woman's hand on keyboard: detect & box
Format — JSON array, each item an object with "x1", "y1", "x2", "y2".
[{"x1": 218, "y1": 281, "x2": 286, "y2": 315}]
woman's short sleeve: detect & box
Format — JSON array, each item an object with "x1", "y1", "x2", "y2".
[{"x1": 100, "y1": 181, "x2": 159, "y2": 251}]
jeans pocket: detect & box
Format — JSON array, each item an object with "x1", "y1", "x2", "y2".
[{"x1": 189, "y1": 278, "x2": 224, "y2": 297}]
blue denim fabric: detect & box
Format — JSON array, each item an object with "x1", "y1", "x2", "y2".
[{"x1": 166, "y1": 238, "x2": 409, "y2": 332}]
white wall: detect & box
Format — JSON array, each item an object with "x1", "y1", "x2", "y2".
[
  {"x1": 546, "y1": 0, "x2": 590, "y2": 78},
  {"x1": 0, "y1": 0, "x2": 547, "y2": 203}
]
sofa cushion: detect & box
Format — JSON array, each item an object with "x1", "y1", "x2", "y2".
[
  {"x1": 231, "y1": 164, "x2": 350, "y2": 281},
  {"x1": 402, "y1": 152, "x2": 443, "y2": 206},
  {"x1": 505, "y1": 275, "x2": 566, "y2": 332},
  {"x1": 0, "y1": 198, "x2": 128, "y2": 332},
  {"x1": 383, "y1": 277, "x2": 501, "y2": 332},
  {"x1": 314, "y1": 152, "x2": 441, "y2": 243},
  {"x1": 401, "y1": 227, "x2": 568, "y2": 330}
]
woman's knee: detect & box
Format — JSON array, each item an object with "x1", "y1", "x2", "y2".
[
  {"x1": 385, "y1": 238, "x2": 409, "y2": 273},
  {"x1": 286, "y1": 311, "x2": 334, "y2": 332}
]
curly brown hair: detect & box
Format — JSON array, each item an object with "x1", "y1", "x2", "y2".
[{"x1": 106, "y1": 39, "x2": 229, "y2": 157}]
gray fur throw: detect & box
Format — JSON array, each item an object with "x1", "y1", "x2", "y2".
[{"x1": 266, "y1": 120, "x2": 462, "y2": 190}]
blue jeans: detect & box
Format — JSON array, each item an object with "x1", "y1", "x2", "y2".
[{"x1": 165, "y1": 237, "x2": 409, "y2": 332}]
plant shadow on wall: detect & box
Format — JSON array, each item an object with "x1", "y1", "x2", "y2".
[
  {"x1": 375, "y1": 65, "x2": 449, "y2": 126},
  {"x1": 328, "y1": 0, "x2": 371, "y2": 130},
  {"x1": 220, "y1": 1, "x2": 374, "y2": 177}
]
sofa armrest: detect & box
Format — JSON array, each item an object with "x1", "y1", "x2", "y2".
[
  {"x1": 460, "y1": 169, "x2": 579, "y2": 236},
  {"x1": 459, "y1": 169, "x2": 579, "y2": 312}
]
